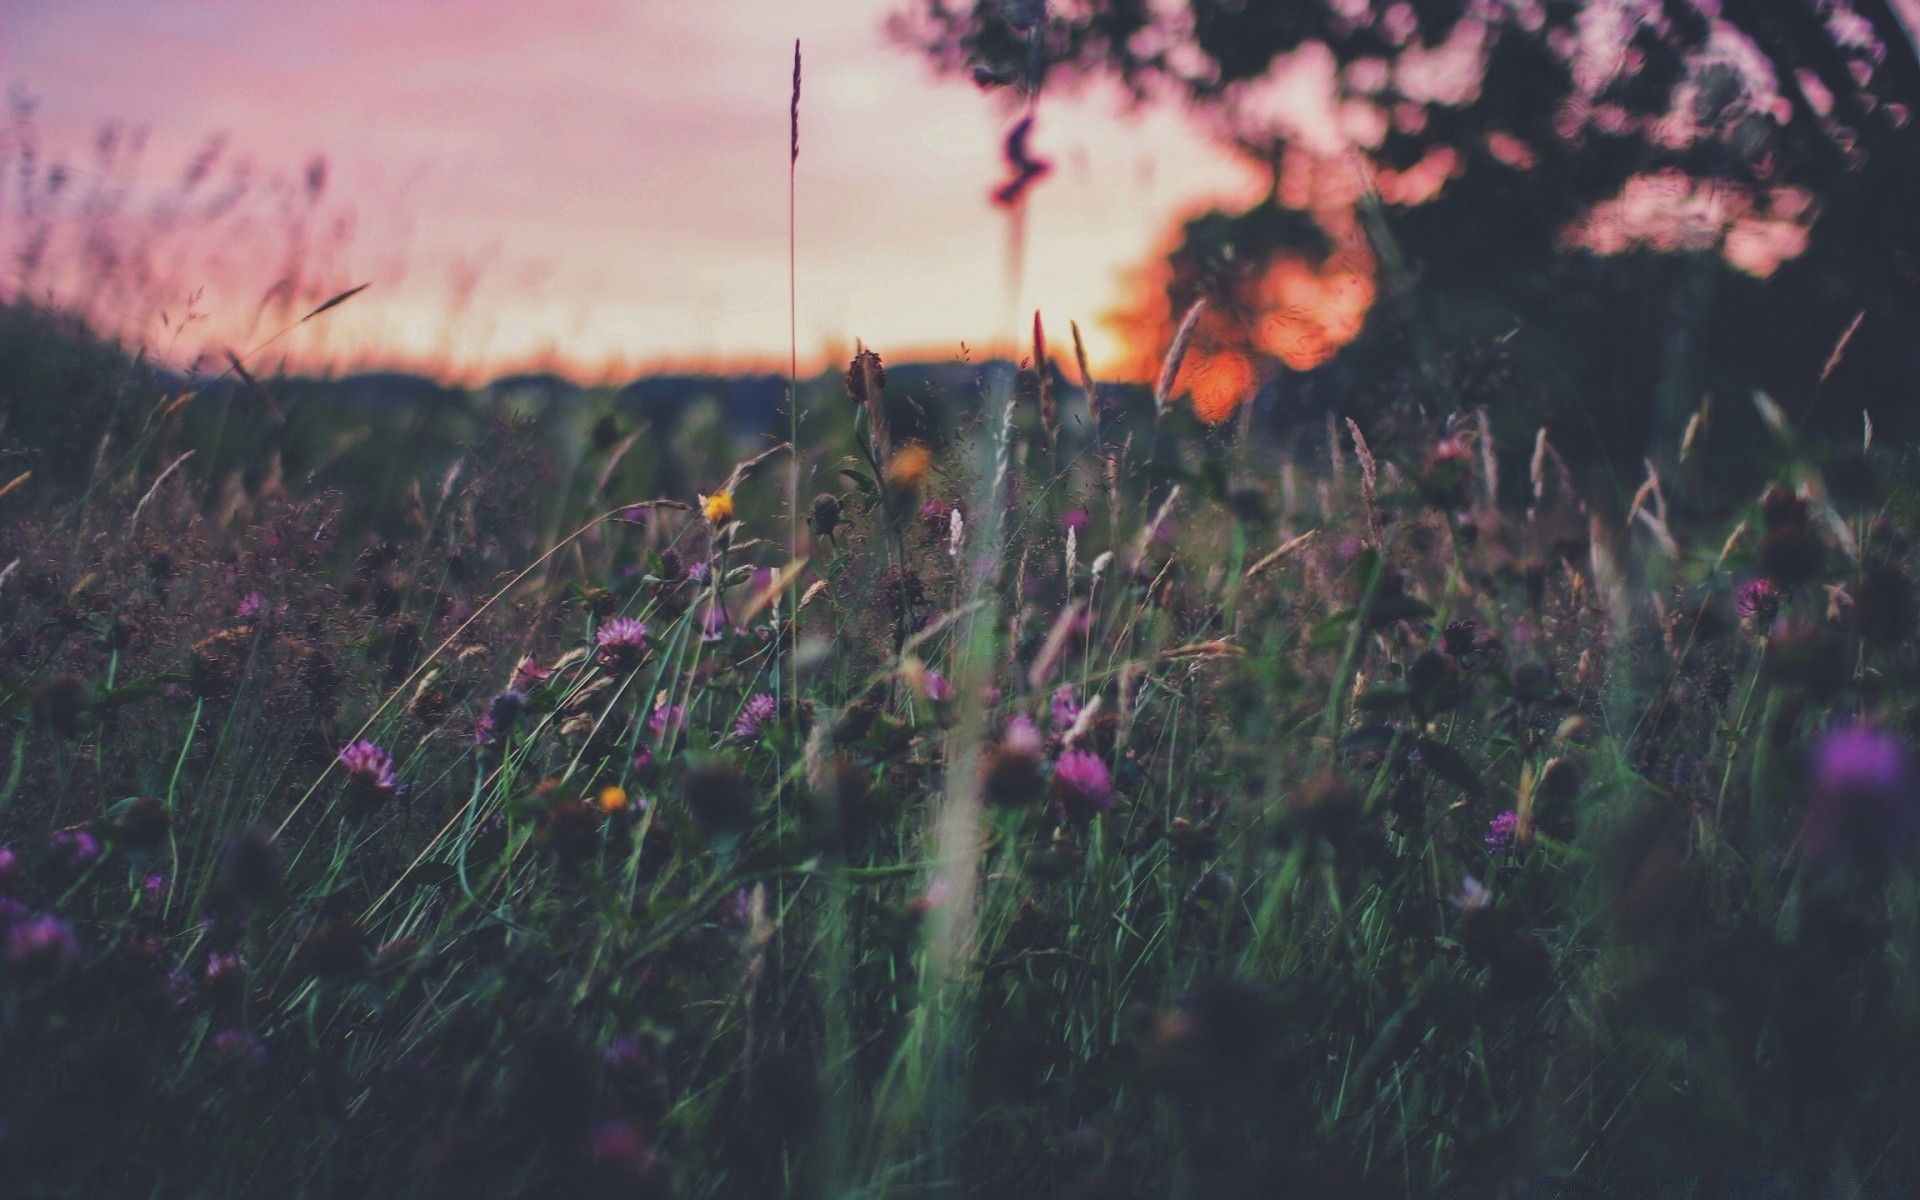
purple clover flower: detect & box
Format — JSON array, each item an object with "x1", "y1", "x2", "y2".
[
  {"x1": 595, "y1": 617, "x2": 650, "y2": 670},
  {"x1": 1003, "y1": 714, "x2": 1044, "y2": 757},
  {"x1": 1486, "y1": 810, "x2": 1520, "y2": 853},
  {"x1": 921, "y1": 671, "x2": 953, "y2": 703},
  {"x1": 3, "y1": 914, "x2": 78, "y2": 979},
  {"x1": 47, "y1": 828, "x2": 101, "y2": 875},
  {"x1": 1050, "y1": 685, "x2": 1082, "y2": 731},
  {"x1": 647, "y1": 701, "x2": 685, "y2": 744},
  {"x1": 337, "y1": 740, "x2": 397, "y2": 793},
  {"x1": 512, "y1": 657, "x2": 553, "y2": 691},
  {"x1": 1737, "y1": 577, "x2": 1784, "y2": 624},
  {"x1": 210, "y1": 1028, "x2": 268, "y2": 1072},
  {"x1": 1051, "y1": 749, "x2": 1115, "y2": 823},
  {"x1": 1799, "y1": 722, "x2": 1920, "y2": 874},
  {"x1": 733, "y1": 692, "x2": 778, "y2": 740},
  {"x1": 236, "y1": 592, "x2": 269, "y2": 622}
]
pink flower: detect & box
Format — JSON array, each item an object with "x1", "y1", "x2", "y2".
[
  {"x1": 337, "y1": 740, "x2": 397, "y2": 793},
  {"x1": 1051, "y1": 749, "x2": 1114, "y2": 823},
  {"x1": 1737, "y1": 577, "x2": 1783, "y2": 624},
  {"x1": 512, "y1": 657, "x2": 553, "y2": 691},
  {"x1": 648, "y1": 701, "x2": 685, "y2": 743},
  {"x1": 595, "y1": 617, "x2": 650, "y2": 670},
  {"x1": 921, "y1": 671, "x2": 953, "y2": 703},
  {"x1": 1486, "y1": 810, "x2": 1520, "y2": 853},
  {"x1": 1799, "y1": 722, "x2": 1919, "y2": 873},
  {"x1": 1050, "y1": 685, "x2": 1081, "y2": 731},
  {"x1": 733, "y1": 692, "x2": 779, "y2": 740}
]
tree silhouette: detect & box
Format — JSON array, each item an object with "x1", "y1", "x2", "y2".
[{"x1": 892, "y1": 0, "x2": 1920, "y2": 480}]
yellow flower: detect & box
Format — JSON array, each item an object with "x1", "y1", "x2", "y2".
[
  {"x1": 884, "y1": 442, "x2": 932, "y2": 489},
  {"x1": 701, "y1": 491, "x2": 734, "y2": 524},
  {"x1": 596, "y1": 784, "x2": 629, "y2": 813}
]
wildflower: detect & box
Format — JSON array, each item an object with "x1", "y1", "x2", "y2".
[
  {"x1": 3, "y1": 914, "x2": 79, "y2": 980},
  {"x1": 696, "y1": 601, "x2": 729, "y2": 643},
  {"x1": 809, "y1": 492, "x2": 842, "y2": 540},
  {"x1": 584, "y1": 1118, "x2": 668, "y2": 1195},
  {"x1": 701, "y1": 490, "x2": 735, "y2": 524},
  {"x1": 0, "y1": 846, "x2": 22, "y2": 897},
  {"x1": 1050, "y1": 685, "x2": 1082, "y2": 731},
  {"x1": 336, "y1": 740, "x2": 398, "y2": 808},
  {"x1": 1486, "y1": 810, "x2": 1521, "y2": 853},
  {"x1": 47, "y1": 827, "x2": 101, "y2": 876},
  {"x1": 512, "y1": 657, "x2": 553, "y2": 691},
  {"x1": 1062, "y1": 507, "x2": 1091, "y2": 533},
  {"x1": 1798, "y1": 722, "x2": 1920, "y2": 875},
  {"x1": 1420, "y1": 434, "x2": 1475, "y2": 509},
  {"x1": 733, "y1": 692, "x2": 778, "y2": 740},
  {"x1": 236, "y1": 592, "x2": 269, "y2": 622},
  {"x1": 1051, "y1": 749, "x2": 1115, "y2": 823},
  {"x1": 920, "y1": 671, "x2": 952, "y2": 703},
  {"x1": 210, "y1": 1029, "x2": 268, "y2": 1073},
  {"x1": 475, "y1": 689, "x2": 526, "y2": 749},
  {"x1": 594, "y1": 616, "x2": 650, "y2": 672},
  {"x1": 595, "y1": 785, "x2": 630, "y2": 814},
  {"x1": 202, "y1": 952, "x2": 249, "y2": 1009},
  {"x1": 647, "y1": 700, "x2": 685, "y2": 744},
  {"x1": 630, "y1": 747, "x2": 660, "y2": 788},
  {"x1": 885, "y1": 442, "x2": 932, "y2": 489},
  {"x1": 141, "y1": 874, "x2": 168, "y2": 909},
  {"x1": 1736, "y1": 577, "x2": 1783, "y2": 625}
]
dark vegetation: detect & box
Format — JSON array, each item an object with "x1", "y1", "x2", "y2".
[{"x1": 4, "y1": 0, "x2": 1920, "y2": 1194}]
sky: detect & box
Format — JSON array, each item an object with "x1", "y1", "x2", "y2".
[{"x1": 0, "y1": 0, "x2": 1264, "y2": 382}]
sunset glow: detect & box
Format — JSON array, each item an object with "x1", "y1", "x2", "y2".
[{"x1": 0, "y1": 0, "x2": 1265, "y2": 383}]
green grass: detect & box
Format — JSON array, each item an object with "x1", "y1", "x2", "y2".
[{"x1": 1, "y1": 301, "x2": 1918, "y2": 1199}]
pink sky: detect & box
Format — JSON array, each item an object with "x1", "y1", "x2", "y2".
[{"x1": 1, "y1": 0, "x2": 1262, "y2": 381}]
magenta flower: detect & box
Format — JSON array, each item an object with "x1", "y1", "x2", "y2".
[
  {"x1": 1486, "y1": 810, "x2": 1520, "y2": 853},
  {"x1": 47, "y1": 828, "x2": 101, "y2": 875},
  {"x1": 1003, "y1": 714, "x2": 1044, "y2": 757},
  {"x1": 337, "y1": 740, "x2": 397, "y2": 792},
  {"x1": 3, "y1": 914, "x2": 78, "y2": 980},
  {"x1": 210, "y1": 1028, "x2": 268, "y2": 1072},
  {"x1": 648, "y1": 701, "x2": 685, "y2": 743},
  {"x1": 921, "y1": 671, "x2": 953, "y2": 703},
  {"x1": 595, "y1": 617, "x2": 650, "y2": 671},
  {"x1": 1050, "y1": 685, "x2": 1082, "y2": 731},
  {"x1": 1737, "y1": 577, "x2": 1783, "y2": 624},
  {"x1": 1799, "y1": 722, "x2": 1920, "y2": 874},
  {"x1": 1051, "y1": 749, "x2": 1115, "y2": 823},
  {"x1": 1062, "y1": 507, "x2": 1091, "y2": 533},
  {"x1": 733, "y1": 692, "x2": 778, "y2": 740},
  {"x1": 236, "y1": 592, "x2": 269, "y2": 622},
  {"x1": 512, "y1": 656, "x2": 553, "y2": 691}
]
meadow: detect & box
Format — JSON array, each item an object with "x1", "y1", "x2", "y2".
[{"x1": 4, "y1": 262, "x2": 1920, "y2": 1200}]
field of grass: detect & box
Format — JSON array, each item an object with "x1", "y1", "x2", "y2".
[{"x1": 3, "y1": 289, "x2": 1920, "y2": 1199}]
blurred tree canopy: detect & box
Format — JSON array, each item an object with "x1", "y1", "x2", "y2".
[{"x1": 891, "y1": 0, "x2": 1920, "y2": 501}]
